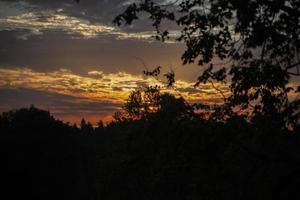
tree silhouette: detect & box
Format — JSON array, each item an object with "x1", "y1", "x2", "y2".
[
  {"x1": 80, "y1": 118, "x2": 94, "y2": 135},
  {"x1": 114, "y1": 86, "x2": 195, "y2": 122},
  {"x1": 95, "y1": 120, "x2": 105, "y2": 135},
  {"x1": 0, "y1": 105, "x2": 71, "y2": 136},
  {"x1": 114, "y1": 0, "x2": 300, "y2": 129},
  {"x1": 1, "y1": 1, "x2": 300, "y2": 199}
]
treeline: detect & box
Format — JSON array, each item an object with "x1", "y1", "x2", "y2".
[
  {"x1": 1, "y1": 93, "x2": 300, "y2": 200},
  {"x1": 0, "y1": 105, "x2": 104, "y2": 136}
]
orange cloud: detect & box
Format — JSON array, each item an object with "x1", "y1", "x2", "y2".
[{"x1": 0, "y1": 67, "x2": 230, "y2": 106}]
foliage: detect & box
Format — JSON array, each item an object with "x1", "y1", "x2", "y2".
[
  {"x1": 114, "y1": 0, "x2": 300, "y2": 129},
  {"x1": 114, "y1": 86, "x2": 195, "y2": 122}
]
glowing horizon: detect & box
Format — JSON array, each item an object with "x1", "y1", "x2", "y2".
[{"x1": 0, "y1": 67, "x2": 230, "y2": 125}]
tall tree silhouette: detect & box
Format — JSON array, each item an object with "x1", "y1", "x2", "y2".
[
  {"x1": 115, "y1": 0, "x2": 300, "y2": 129},
  {"x1": 80, "y1": 118, "x2": 94, "y2": 135}
]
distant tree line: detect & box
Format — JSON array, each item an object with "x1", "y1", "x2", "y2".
[{"x1": 1, "y1": 89, "x2": 300, "y2": 199}]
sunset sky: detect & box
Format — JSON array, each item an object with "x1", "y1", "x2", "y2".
[{"x1": 0, "y1": 0, "x2": 230, "y2": 124}]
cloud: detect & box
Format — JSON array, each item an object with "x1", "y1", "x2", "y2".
[
  {"x1": 0, "y1": 9, "x2": 147, "y2": 40},
  {"x1": 88, "y1": 70, "x2": 103, "y2": 76},
  {"x1": 0, "y1": 67, "x2": 230, "y2": 104},
  {"x1": 0, "y1": 66, "x2": 231, "y2": 123},
  {"x1": 0, "y1": 0, "x2": 165, "y2": 24},
  {"x1": 0, "y1": 0, "x2": 181, "y2": 41},
  {"x1": 0, "y1": 29, "x2": 190, "y2": 78},
  {"x1": 15, "y1": 12, "x2": 112, "y2": 38},
  {"x1": 0, "y1": 0, "x2": 188, "y2": 78},
  {"x1": 0, "y1": 0, "x2": 230, "y2": 121}
]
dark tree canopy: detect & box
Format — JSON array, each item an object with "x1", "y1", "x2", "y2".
[
  {"x1": 115, "y1": 0, "x2": 300, "y2": 129},
  {"x1": 114, "y1": 86, "x2": 195, "y2": 122}
]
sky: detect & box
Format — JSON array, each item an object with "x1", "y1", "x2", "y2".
[{"x1": 0, "y1": 0, "x2": 229, "y2": 125}]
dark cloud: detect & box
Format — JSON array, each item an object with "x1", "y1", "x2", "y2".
[
  {"x1": 0, "y1": 0, "x2": 195, "y2": 80},
  {"x1": 0, "y1": 0, "x2": 126, "y2": 24},
  {"x1": 0, "y1": 0, "x2": 177, "y2": 32},
  {"x1": 0, "y1": 29, "x2": 188, "y2": 76}
]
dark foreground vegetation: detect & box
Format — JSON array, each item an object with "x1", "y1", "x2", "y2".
[
  {"x1": 1, "y1": 95, "x2": 300, "y2": 200},
  {"x1": 1, "y1": 0, "x2": 299, "y2": 199}
]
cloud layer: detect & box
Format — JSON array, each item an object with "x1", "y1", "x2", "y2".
[
  {"x1": 0, "y1": 0, "x2": 178, "y2": 40},
  {"x1": 0, "y1": 67, "x2": 229, "y2": 103},
  {"x1": 0, "y1": 67, "x2": 229, "y2": 123},
  {"x1": 0, "y1": 0, "x2": 230, "y2": 124}
]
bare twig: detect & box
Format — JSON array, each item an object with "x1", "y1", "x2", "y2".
[{"x1": 209, "y1": 80, "x2": 227, "y2": 103}]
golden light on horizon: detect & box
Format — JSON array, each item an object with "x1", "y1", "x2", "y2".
[
  {"x1": 0, "y1": 67, "x2": 230, "y2": 124},
  {"x1": 0, "y1": 67, "x2": 230, "y2": 103}
]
